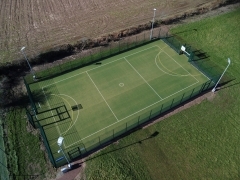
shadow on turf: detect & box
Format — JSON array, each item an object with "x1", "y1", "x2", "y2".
[
  {"x1": 81, "y1": 131, "x2": 159, "y2": 163},
  {"x1": 215, "y1": 79, "x2": 239, "y2": 91},
  {"x1": 2, "y1": 89, "x2": 51, "y2": 109},
  {"x1": 69, "y1": 87, "x2": 215, "y2": 165}
]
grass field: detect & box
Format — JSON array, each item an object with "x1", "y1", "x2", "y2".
[
  {"x1": 30, "y1": 39, "x2": 210, "y2": 165},
  {"x1": 0, "y1": 118, "x2": 9, "y2": 180},
  {"x1": 84, "y1": 8, "x2": 240, "y2": 180}
]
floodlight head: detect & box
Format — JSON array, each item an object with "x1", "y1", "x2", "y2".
[
  {"x1": 21, "y1": 47, "x2": 26, "y2": 51},
  {"x1": 181, "y1": 45, "x2": 186, "y2": 52},
  {"x1": 228, "y1": 58, "x2": 231, "y2": 64},
  {"x1": 153, "y1": 8, "x2": 156, "y2": 11},
  {"x1": 57, "y1": 137, "x2": 64, "y2": 146}
]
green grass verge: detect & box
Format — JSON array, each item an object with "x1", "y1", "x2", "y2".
[
  {"x1": 0, "y1": 116, "x2": 9, "y2": 180},
  {"x1": 84, "y1": 8, "x2": 240, "y2": 180},
  {"x1": 4, "y1": 108, "x2": 55, "y2": 179}
]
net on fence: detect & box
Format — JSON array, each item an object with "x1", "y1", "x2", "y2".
[{"x1": 162, "y1": 34, "x2": 223, "y2": 83}]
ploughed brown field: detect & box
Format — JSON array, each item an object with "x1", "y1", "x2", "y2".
[{"x1": 0, "y1": 0, "x2": 216, "y2": 63}]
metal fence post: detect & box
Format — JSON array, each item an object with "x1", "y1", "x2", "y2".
[
  {"x1": 159, "y1": 104, "x2": 163, "y2": 114},
  {"x1": 199, "y1": 83, "x2": 206, "y2": 93},
  {"x1": 170, "y1": 98, "x2": 175, "y2": 108},
  {"x1": 189, "y1": 88, "x2": 195, "y2": 99},
  {"x1": 180, "y1": 93, "x2": 185, "y2": 104},
  {"x1": 149, "y1": 110, "x2": 152, "y2": 120}
]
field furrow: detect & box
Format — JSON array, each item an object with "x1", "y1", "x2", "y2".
[{"x1": 0, "y1": 0, "x2": 215, "y2": 63}]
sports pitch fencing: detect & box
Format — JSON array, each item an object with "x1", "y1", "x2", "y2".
[{"x1": 25, "y1": 39, "x2": 216, "y2": 167}]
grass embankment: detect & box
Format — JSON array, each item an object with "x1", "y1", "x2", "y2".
[
  {"x1": 84, "y1": 8, "x2": 240, "y2": 180},
  {"x1": 4, "y1": 108, "x2": 54, "y2": 179},
  {"x1": 0, "y1": 117, "x2": 9, "y2": 180}
]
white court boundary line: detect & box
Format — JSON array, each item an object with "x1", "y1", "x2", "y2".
[
  {"x1": 40, "y1": 40, "x2": 207, "y2": 148},
  {"x1": 42, "y1": 46, "x2": 158, "y2": 89},
  {"x1": 42, "y1": 88, "x2": 61, "y2": 135},
  {"x1": 62, "y1": 44, "x2": 201, "y2": 147},
  {"x1": 124, "y1": 57, "x2": 163, "y2": 100},
  {"x1": 155, "y1": 51, "x2": 190, "y2": 77},
  {"x1": 189, "y1": 63, "x2": 210, "y2": 80},
  {"x1": 86, "y1": 72, "x2": 119, "y2": 122},
  {"x1": 157, "y1": 45, "x2": 199, "y2": 83}
]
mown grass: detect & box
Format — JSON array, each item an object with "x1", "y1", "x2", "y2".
[
  {"x1": 84, "y1": 8, "x2": 240, "y2": 180},
  {"x1": 0, "y1": 117, "x2": 9, "y2": 180}
]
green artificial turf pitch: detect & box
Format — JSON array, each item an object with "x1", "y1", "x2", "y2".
[{"x1": 34, "y1": 40, "x2": 209, "y2": 158}]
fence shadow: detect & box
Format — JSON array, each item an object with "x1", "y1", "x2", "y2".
[{"x1": 83, "y1": 131, "x2": 159, "y2": 163}]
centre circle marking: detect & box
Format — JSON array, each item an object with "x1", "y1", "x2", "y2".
[{"x1": 119, "y1": 83, "x2": 124, "y2": 87}]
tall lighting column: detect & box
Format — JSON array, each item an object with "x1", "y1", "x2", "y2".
[
  {"x1": 150, "y1": 8, "x2": 157, "y2": 40},
  {"x1": 21, "y1": 47, "x2": 36, "y2": 79}
]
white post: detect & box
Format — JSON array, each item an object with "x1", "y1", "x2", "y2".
[
  {"x1": 212, "y1": 58, "x2": 231, "y2": 92},
  {"x1": 21, "y1": 47, "x2": 36, "y2": 79},
  {"x1": 57, "y1": 137, "x2": 71, "y2": 168},
  {"x1": 150, "y1": 8, "x2": 156, "y2": 40}
]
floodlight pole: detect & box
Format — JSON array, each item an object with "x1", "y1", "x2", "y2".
[
  {"x1": 150, "y1": 8, "x2": 156, "y2": 40},
  {"x1": 21, "y1": 47, "x2": 36, "y2": 79},
  {"x1": 212, "y1": 58, "x2": 231, "y2": 92},
  {"x1": 57, "y1": 137, "x2": 71, "y2": 168}
]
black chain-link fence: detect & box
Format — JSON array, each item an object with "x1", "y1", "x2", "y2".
[{"x1": 24, "y1": 31, "x2": 223, "y2": 168}]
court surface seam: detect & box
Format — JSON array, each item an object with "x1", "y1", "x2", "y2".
[
  {"x1": 86, "y1": 71, "x2": 119, "y2": 122},
  {"x1": 124, "y1": 57, "x2": 163, "y2": 100}
]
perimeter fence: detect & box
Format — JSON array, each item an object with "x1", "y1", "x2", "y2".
[
  {"x1": 162, "y1": 34, "x2": 223, "y2": 83},
  {"x1": 24, "y1": 30, "x2": 223, "y2": 168}
]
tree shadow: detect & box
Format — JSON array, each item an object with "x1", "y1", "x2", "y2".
[
  {"x1": 3, "y1": 89, "x2": 51, "y2": 109},
  {"x1": 82, "y1": 131, "x2": 159, "y2": 163}
]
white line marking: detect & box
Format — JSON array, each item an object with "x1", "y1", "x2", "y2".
[
  {"x1": 189, "y1": 63, "x2": 210, "y2": 80},
  {"x1": 42, "y1": 46, "x2": 158, "y2": 88},
  {"x1": 155, "y1": 51, "x2": 190, "y2": 77},
  {"x1": 42, "y1": 88, "x2": 61, "y2": 135},
  {"x1": 86, "y1": 72, "x2": 119, "y2": 122},
  {"x1": 39, "y1": 40, "x2": 208, "y2": 148},
  {"x1": 51, "y1": 94, "x2": 80, "y2": 136},
  {"x1": 71, "y1": 81, "x2": 199, "y2": 146},
  {"x1": 125, "y1": 57, "x2": 163, "y2": 100},
  {"x1": 157, "y1": 45, "x2": 199, "y2": 83}
]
